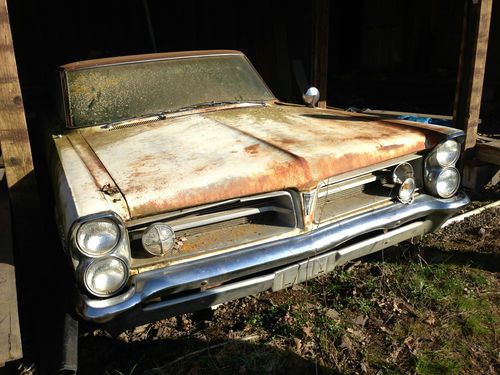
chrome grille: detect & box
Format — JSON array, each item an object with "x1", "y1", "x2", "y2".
[
  {"x1": 315, "y1": 156, "x2": 423, "y2": 223},
  {"x1": 128, "y1": 191, "x2": 298, "y2": 268}
]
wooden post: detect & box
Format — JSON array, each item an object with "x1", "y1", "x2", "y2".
[
  {"x1": 0, "y1": 0, "x2": 45, "y2": 364},
  {"x1": 453, "y1": 0, "x2": 492, "y2": 152},
  {"x1": 0, "y1": 0, "x2": 42, "y2": 244},
  {"x1": 311, "y1": 0, "x2": 330, "y2": 108}
]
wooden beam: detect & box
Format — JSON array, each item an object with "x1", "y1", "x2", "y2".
[
  {"x1": 476, "y1": 140, "x2": 500, "y2": 166},
  {"x1": 311, "y1": 0, "x2": 330, "y2": 108},
  {"x1": 0, "y1": 0, "x2": 42, "y2": 243},
  {"x1": 453, "y1": 0, "x2": 492, "y2": 151},
  {"x1": 0, "y1": 0, "x2": 46, "y2": 364}
]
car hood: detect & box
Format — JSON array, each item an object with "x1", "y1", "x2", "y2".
[{"x1": 73, "y1": 104, "x2": 459, "y2": 219}]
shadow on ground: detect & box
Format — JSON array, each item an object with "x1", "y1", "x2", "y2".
[{"x1": 78, "y1": 331, "x2": 339, "y2": 375}]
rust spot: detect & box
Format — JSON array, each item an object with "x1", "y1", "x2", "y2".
[
  {"x1": 195, "y1": 165, "x2": 208, "y2": 173},
  {"x1": 61, "y1": 50, "x2": 243, "y2": 71},
  {"x1": 244, "y1": 143, "x2": 260, "y2": 155},
  {"x1": 377, "y1": 144, "x2": 406, "y2": 151},
  {"x1": 100, "y1": 183, "x2": 120, "y2": 195},
  {"x1": 277, "y1": 137, "x2": 298, "y2": 145}
]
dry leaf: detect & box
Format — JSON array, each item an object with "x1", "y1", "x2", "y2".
[
  {"x1": 325, "y1": 308, "x2": 340, "y2": 320},
  {"x1": 302, "y1": 325, "x2": 313, "y2": 338},
  {"x1": 294, "y1": 337, "x2": 302, "y2": 353},
  {"x1": 354, "y1": 314, "x2": 368, "y2": 327},
  {"x1": 425, "y1": 313, "x2": 436, "y2": 326},
  {"x1": 340, "y1": 335, "x2": 353, "y2": 352}
]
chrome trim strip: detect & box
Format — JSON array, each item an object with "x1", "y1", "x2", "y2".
[
  {"x1": 317, "y1": 174, "x2": 378, "y2": 198},
  {"x1": 79, "y1": 192, "x2": 469, "y2": 323}
]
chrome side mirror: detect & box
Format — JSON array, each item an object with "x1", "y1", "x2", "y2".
[{"x1": 302, "y1": 87, "x2": 320, "y2": 107}]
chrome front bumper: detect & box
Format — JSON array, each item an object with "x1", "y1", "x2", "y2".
[{"x1": 77, "y1": 192, "x2": 469, "y2": 330}]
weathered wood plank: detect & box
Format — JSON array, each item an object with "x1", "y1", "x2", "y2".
[
  {"x1": 0, "y1": 170, "x2": 22, "y2": 364},
  {"x1": 0, "y1": 0, "x2": 42, "y2": 246},
  {"x1": 0, "y1": 0, "x2": 47, "y2": 364},
  {"x1": 0, "y1": 0, "x2": 37, "y2": 192},
  {"x1": 476, "y1": 141, "x2": 500, "y2": 166},
  {"x1": 453, "y1": 0, "x2": 492, "y2": 151},
  {"x1": 311, "y1": 0, "x2": 330, "y2": 108}
]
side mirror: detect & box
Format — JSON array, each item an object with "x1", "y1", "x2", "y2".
[{"x1": 302, "y1": 87, "x2": 320, "y2": 107}]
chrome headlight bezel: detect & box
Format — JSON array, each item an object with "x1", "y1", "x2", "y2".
[
  {"x1": 69, "y1": 212, "x2": 131, "y2": 298},
  {"x1": 424, "y1": 138, "x2": 462, "y2": 199}
]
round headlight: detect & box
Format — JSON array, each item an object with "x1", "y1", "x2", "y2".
[
  {"x1": 436, "y1": 167, "x2": 460, "y2": 198},
  {"x1": 84, "y1": 257, "x2": 128, "y2": 297},
  {"x1": 142, "y1": 223, "x2": 175, "y2": 256},
  {"x1": 426, "y1": 167, "x2": 460, "y2": 198},
  {"x1": 77, "y1": 218, "x2": 120, "y2": 256},
  {"x1": 435, "y1": 140, "x2": 460, "y2": 167}
]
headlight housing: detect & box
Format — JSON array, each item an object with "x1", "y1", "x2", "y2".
[
  {"x1": 70, "y1": 213, "x2": 131, "y2": 298},
  {"x1": 84, "y1": 257, "x2": 128, "y2": 297},
  {"x1": 77, "y1": 218, "x2": 120, "y2": 256},
  {"x1": 424, "y1": 139, "x2": 462, "y2": 198}
]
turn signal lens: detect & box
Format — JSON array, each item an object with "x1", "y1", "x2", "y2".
[{"x1": 398, "y1": 178, "x2": 416, "y2": 204}]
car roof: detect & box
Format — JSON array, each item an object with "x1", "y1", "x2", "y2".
[{"x1": 60, "y1": 50, "x2": 244, "y2": 71}]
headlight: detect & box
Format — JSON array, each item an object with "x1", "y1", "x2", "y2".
[
  {"x1": 77, "y1": 218, "x2": 120, "y2": 256},
  {"x1": 432, "y1": 140, "x2": 460, "y2": 167},
  {"x1": 425, "y1": 167, "x2": 460, "y2": 198},
  {"x1": 84, "y1": 257, "x2": 128, "y2": 297}
]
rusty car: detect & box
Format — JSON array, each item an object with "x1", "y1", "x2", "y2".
[{"x1": 49, "y1": 50, "x2": 469, "y2": 331}]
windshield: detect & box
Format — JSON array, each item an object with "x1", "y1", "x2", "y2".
[{"x1": 64, "y1": 54, "x2": 275, "y2": 128}]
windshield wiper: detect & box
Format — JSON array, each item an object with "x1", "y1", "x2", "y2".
[{"x1": 170, "y1": 100, "x2": 266, "y2": 113}]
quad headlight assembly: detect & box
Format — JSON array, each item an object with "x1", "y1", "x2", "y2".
[
  {"x1": 424, "y1": 139, "x2": 462, "y2": 198},
  {"x1": 70, "y1": 213, "x2": 131, "y2": 298}
]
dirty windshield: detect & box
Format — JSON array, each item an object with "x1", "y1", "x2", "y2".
[{"x1": 65, "y1": 54, "x2": 275, "y2": 128}]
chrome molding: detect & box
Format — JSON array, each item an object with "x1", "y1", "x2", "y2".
[{"x1": 78, "y1": 192, "x2": 469, "y2": 323}]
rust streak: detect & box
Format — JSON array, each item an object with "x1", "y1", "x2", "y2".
[{"x1": 244, "y1": 144, "x2": 260, "y2": 155}]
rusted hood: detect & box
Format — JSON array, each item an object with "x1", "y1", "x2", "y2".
[{"x1": 76, "y1": 105, "x2": 458, "y2": 219}]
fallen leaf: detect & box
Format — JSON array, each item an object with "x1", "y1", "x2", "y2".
[
  {"x1": 302, "y1": 325, "x2": 313, "y2": 338},
  {"x1": 340, "y1": 334, "x2": 353, "y2": 352},
  {"x1": 325, "y1": 308, "x2": 340, "y2": 320},
  {"x1": 294, "y1": 337, "x2": 303, "y2": 353},
  {"x1": 425, "y1": 312, "x2": 436, "y2": 326},
  {"x1": 354, "y1": 314, "x2": 368, "y2": 327}
]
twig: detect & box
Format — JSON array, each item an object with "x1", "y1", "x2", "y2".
[{"x1": 142, "y1": 334, "x2": 260, "y2": 374}]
